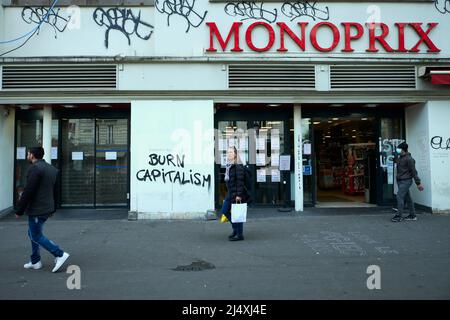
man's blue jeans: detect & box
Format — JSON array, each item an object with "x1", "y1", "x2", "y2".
[
  {"x1": 221, "y1": 195, "x2": 243, "y2": 236},
  {"x1": 28, "y1": 215, "x2": 63, "y2": 264}
]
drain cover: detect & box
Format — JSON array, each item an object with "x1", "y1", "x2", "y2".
[{"x1": 173, "y1": 260, "x2": 215, "y2": 272}]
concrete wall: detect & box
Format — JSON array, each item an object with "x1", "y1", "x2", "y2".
[
  {"x1": 0, "y1": 105, "x2": 15, "y2": 214},
  {"x1": 130, "y1": 100, "x2": 215, "y2": 219},
  {"x1": 406, "y1": 101, "x2": 450, "y2": 213},
  {"x1": 2, "y1": 1, "x2": 449, "y2": 59},
  {"x1": 405, "y1": 103, "x2": 432, "y2": 210},
  {"x1": 427, "y1": 101, "x2": 450, "y2": 213}
]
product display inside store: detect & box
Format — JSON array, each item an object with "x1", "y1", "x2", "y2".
[{"x1": 314, "y1": 117, "x2": 376, "y2": 204}]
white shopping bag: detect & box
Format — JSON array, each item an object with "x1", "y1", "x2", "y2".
[{"x1": 231, "y1": 202, "x2": 247, "y2": 223}]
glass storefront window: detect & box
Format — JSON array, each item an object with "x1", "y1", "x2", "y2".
[
  {"x1": 380, "y1": 118, "x2": 404, "y2": 203},
  {"x1": 301, "y1": 118, "x2": 313, "y2": 205}
]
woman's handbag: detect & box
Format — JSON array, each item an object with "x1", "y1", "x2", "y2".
[{"x1": 231, "y1": 199, "x2": 247, "y2": 223}]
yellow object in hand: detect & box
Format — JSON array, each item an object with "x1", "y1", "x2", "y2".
[{"x1": 220, "y1": 214, "x2": 229, "y2": 223}]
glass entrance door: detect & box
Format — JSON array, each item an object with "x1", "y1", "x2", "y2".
[
  {"x1": 95, "y1": 119, "x2": 128, "y2": 206},
  {"x1": 61, "y1": 118, "x2": 128, "y2": 207}
]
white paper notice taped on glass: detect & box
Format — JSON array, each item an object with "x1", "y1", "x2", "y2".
[
  {"x1": 271, "y1": 153, "x2": 280, "y2": 167},
  {"x1": 51, "y1": 147, "x2": 58, "y2": 160},
  {"x1": 271, "y1": 136, "x2": 280, "y2": 150},
  {"x1": 105, "y1": 151, "x2": 117, "y2": 161},
  {"x1": 16, "y1": 147, "x2": 26, "y2": 160},
  {"x1": 279, "y1": 155, "x2": 291, "y2": 171},
  {"x1": 256, "y1": 138, "x2": 266, "y2": 150},
  {"x1": 256, "y1": 153, "x2": 266, "y2": 166},
  {"x1": 239, "y1": 138, "x2": 248, "y2": 150},
  {"x1": 303, "y1": 143, "x2": 312, "y2": 155},
  {"x1": 257, "y1": 169, "x2": 266, "y2": 183},
  {"x1": 218, "y1": 139, "x2": 227, "y2": 151},
  {"x1": 239, "y1": 152, "x2": 247, "y2": 164},
  {"x1": 271, "y1": 169, "x2": 281, "y2": 182},
  {"x1": 72, "y1": 151, "x2": 84, "y2": 161}
]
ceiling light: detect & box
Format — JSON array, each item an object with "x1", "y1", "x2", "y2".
[
  {"x1": 19, "y1": 104, "x2": 31, "y2": 110},
  {"x1": 332, "y1": 118, "x2": 339, "y2": 121},
  {"x1": 330, "y1": 104, "x2": 344, "y2": 107},
  {"x1": 62, "y1": 104, "x2": 76, "y2": 108},
  {"x1": 313, "y1": 121, "x2": 320, "y2": 125},
  {"x1": 361, "y1": 118, "x2": 368, "y2": 120},
  {"x1": 364, "y1": 104, "x2": 378, "y2": 108},
  {"x1": 267, "y1": 104, "x2": 281, "y2": 107},
  {"x1": 227, "y1": 103, "x2": 240, "y2": 107},
  {"x1": 97, "y1": 104, "x2": 112, "y2": 108}
]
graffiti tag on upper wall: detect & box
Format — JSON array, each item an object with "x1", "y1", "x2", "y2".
[
  {"x1": 224, "y1": 2, "x2": 278, "y2": 23},
  {"x1": 435, "y1": 0, "x2": 450, "y2": 14},
  {"x1": 281, "y1": 1, "x2": 329, "y2": 21},
  {"x1": 136, "y1": 153, "x2": 212, "y2": 190},
  {"x1": 93, "y1": 7, "x2": 154, "y2": 48},
  {"x1": 155, "y1": 0, "x2": 208, "y2": 32},
  {"x1": 21, "y1": 6, "x2": 71, "y2": 38},
  {"x1": 224, "y1": 1, "x2": 329, "y2": 23}
]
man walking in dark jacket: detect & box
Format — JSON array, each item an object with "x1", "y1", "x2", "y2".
[
  {"x1": 15, "y1": 147, "x2": 70, "y2": 272},
  {"x1": 392, "y1": 142, "x2": 424, "y2": 222}
]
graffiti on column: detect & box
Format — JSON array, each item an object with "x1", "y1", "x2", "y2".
[
  {"x1": 21, "y1": 6, "x2": 71, "y2": 38},
  {"x1": 430, "y1": 136, "x2": 450, "y2": 150},
  {"x1": 136, "y1": 153, "x2": 212, "y2": 190},
  {"x1": 93, "y1": 7, "x2": 154, "y2": 48},
  {"x1": 155, "y1": 0, "x2": 208, "y2": 33},
  {"x1": 435, "y1": 0, "x2": 450, "y2": 14},
  {"x1": 281, "y1": 1, "x2": 330, "y2": 21},
  {"x1": 224, "y1": 2, "x2": 278, "y2": 23}
]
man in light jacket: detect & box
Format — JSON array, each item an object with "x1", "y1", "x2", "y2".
[
  {"x1": 392, "y1": 142, "x2": 424, "y2": 222},
  {"x1": 15, "y1": 147, "x2": 70, "y2": 272}
]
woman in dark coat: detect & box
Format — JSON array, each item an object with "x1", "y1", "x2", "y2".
[{"x1": 221, "y1": 146, "x2": 248, "y2": 241}]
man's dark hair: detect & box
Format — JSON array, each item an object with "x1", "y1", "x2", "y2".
[
  {"x1": 398, "y1": 142, "x2": 408, "y2": 152},
  {"x1": 28, "y1": 147, "x2": 44, "y2": 159}
]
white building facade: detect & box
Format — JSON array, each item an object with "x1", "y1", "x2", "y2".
[{"x1": 1, "y1": 0, "x2": 449, "y2": 218}]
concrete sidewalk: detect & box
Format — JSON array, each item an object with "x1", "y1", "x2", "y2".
[{"x1": 0, "y1": 208, "x2": 449, "y2": 299}]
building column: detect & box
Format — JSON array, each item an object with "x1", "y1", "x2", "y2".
[
  {"x1": 294, "y1": 105, "x2": 304, "y2": 212},
  {"x1": 42, "y1": 106, "x2": 52, "y2": 163}
]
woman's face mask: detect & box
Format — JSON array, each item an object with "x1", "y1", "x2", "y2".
[{"x1": 396, "y1": 148, "x2": 403, "y2": 154}]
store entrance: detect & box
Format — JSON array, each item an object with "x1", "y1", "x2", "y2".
[{"x1": 313, "y1": 117, "x2": 377, "y2": 207}]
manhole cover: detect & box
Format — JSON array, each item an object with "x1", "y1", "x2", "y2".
[{"x1": 173, "y1": 260, "x2": 215, "y2": 272}]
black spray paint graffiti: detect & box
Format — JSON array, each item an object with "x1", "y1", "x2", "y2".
[
  {"x1": 430, "y1": 136, "x2": 450, "y2": 150},
  {"x1": 435, "y1": 0, "x2": 450, "y2": 14},
  {"x1": 136, "y1": 153, "x2": 212, "y2": 190},
  {"x1": 224, "y1": 2, "x2": 278, "y2": 24},
  {"x1": 21, "y1": 6, "x2": 70, "y2": 38},
  {"x1": 281, "y1": 1, "x2": 330, "y2": 21},
  {"x1": 93, "y1": 7, "x2": 154, "y2": 49},
  {"x1": 155, "y1": 0, "x2": 208, "y2": 33}
]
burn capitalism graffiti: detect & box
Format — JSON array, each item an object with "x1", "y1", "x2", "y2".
[{"x1": 136, "y1": 153, "x2": 212, "y2": 190}]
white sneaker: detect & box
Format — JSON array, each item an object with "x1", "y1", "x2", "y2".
[
  {"x1": 24, "y1": 261, "x2": 42, "y2": 270},
  {"x1": 52, "y1": 252, "x2": 70, "y2": 273}
]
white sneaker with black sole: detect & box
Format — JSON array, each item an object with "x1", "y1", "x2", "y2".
[
  {"x1": 52, "y1": 252, "x2": 70, "y2": 273},
  {"x1": 404, "y1": 215, "x2": 418, "y2": 221},
  {"x1": 24, "y1": 261, "x2": 42, "y2": 270}
]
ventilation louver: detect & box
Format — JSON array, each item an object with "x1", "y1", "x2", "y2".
[
  {"x1": 1, "y1": 65, "x2": 117, "y2": 89},
  {"x1": 228, "y1": 64, "x2": 315, "y2": 89},
  {"x1": 330, "y1": 65, "x2": 416, "y2": 90}
]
